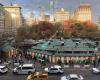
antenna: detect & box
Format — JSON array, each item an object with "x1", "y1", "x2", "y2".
[{"x1": 10, "y1": 0, "x2": 13, "y2": 6}]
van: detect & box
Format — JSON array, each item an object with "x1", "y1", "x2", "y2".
[{"x1": 13, "y1": 64, "x2": 35, "y2": 74}]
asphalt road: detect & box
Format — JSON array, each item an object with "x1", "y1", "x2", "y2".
[
  {"x1": 0, "y1": 59, "x2": 100, "y2": 80},
  {"x1": 0, "y1": 66, "x2": 100, "y2": 80}
]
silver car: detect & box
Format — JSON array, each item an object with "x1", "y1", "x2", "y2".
[
  {"x1": 61, "y1": 74, "x2": 83, "y2": 80},
  {"x1": 44, "y1": 65, "x2": 64, "y2": 74},
  {"x1": 0, "y1": 65, "x2": 8, "y2": 74},
  {"x1": 13, "y1": 64, "x2": 35, "y2": 74},
  {"x1": 92, "y1": 67, "x2": 100, "y2": 74}
]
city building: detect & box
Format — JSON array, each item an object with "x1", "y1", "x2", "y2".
[
  {"x1": 39, "y1": 7, "x2": 45, "y2": 21},
  {"x1": 0, "y1": 3, "x2": 5, "y2": 38},
  {"x1": 74, "y1": 4, "x2": 92, "y2": 22},
  {"x1": 27, "y1": 12, "x2": 35, "y2": 26},
  {"x1": 4, "y1": 9, "x2": 12, "y2": 35},
  {"x1": 50, "y1": 14, "x2": 54, "y2": 22},
  {"x1": 97, "y1": 16, "x2": 100, "y2": 30},
  {"x1": 54, "y1": 8, "x2": 70, "y2": 22},
  {"x1": 28, "y1": 39, "x2": 99, "y2": 64},
  {"x1": 4, "y1": 4, "x2": 22, "y2": 34},
  {"x1": 44, "y1": 15, "x2": 50, "y2": 22}
]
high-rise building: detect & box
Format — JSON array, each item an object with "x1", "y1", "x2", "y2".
[
  {"x1": 4, "y1": 9, "x2": 12, "y2": 34},
  {"x1": 39, "y1": 7, "x2": 45, "y2": 21},
  {"x1": 45, "y1": 15, "x2": 50, "y2": 22},
  {"x1": 54, "y1": 8, "x2": 70, "y2": 22},
  {"x1": 97, "y1": 16, "x2": 100, "y2": 30},
  {"x1": 74, "y1": 4, "x2": 92, "y2": 22},
  {"x1": 4, "y1": 4, "x2": 22, "y2": 34},
  {"x1": 27, "y1": 12, "x2": 35, "y2": 26},
  {"x1": 0, "y1": 3, "x2": 5, "y2": 37}
]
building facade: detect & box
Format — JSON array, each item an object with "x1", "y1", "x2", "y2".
[
  {"x1": 54, "y1": 8, "x2": 70, "y2": 22},
  {"x1": 0, "y1": 4, "x2": 5, "y2": 38},
  {"x1": 97, "y1": 16, "x2": 100, "y2": 30},
  {"x1": 39, "y1": 8, "x2": 45, "y2": 21},
  {"x1": 27, "y1": 12, "x2": 35, "y2": 26},
  {"x1": 4, "y1": 10, "x2": 12, "y2": 35},
  {"x1": 74, "y1": 4, "x2": 92, "y2": 22},
  {"x1": 4, "y1": 4, "x2": 22, "y2": 34}
]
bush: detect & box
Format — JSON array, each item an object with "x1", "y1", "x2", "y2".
[
  {"x1": 64, "y1": 60, "x2": 68, "y2": 65},
  {"x1": 57, "y1": 59, "x2": 62, "y2": 65}
]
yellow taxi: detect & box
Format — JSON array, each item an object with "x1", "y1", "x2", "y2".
[{"x1": 33, "y1": 72, "x2": 48, "y2": 80}]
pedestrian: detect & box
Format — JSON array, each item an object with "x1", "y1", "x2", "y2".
[
  {"x1": 26, "y1": 72, "x2": 33, "y2": 80},
  {"x1": 93, "y1": 60, "x2": 96, "y2": 67}
]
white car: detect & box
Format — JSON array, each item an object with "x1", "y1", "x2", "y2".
[
  {"x1": 44, "y1": 65, "x2": 64, "y2": 74},
  {"x1": 0, "y1": 65, "x2": 8, "y2": 74},
  {"x1": 92, "y1": 67, "x2": 100, "y2": 74},
  {"x1": 61, "y1": 74, "x2": 83, "y2": 80},
  {"x1": 13, "y1": 64, "x2": 35, "y2": 74}
]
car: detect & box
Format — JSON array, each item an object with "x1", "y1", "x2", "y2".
[
  {"x1": 19, "y1": 59, "x2": 24, "y2": 64},
  {"x1": 13, "y1": 60, "x2": 20, "y2": 66},
  {"x1": 13, "y1": 59, "x2": 24, "y2": 67},
  {"x1": 44, "y1": 65, "x2": 64, "y2": 74},
  {"x1": 13, "y1": 64, "x2": 35, "y2": 74},
  {"x1": 61, "y1": 74, "x2": 83, "y2": 80},
  {"x1": 0, "y1": 65, "x2": 8, "y2": 74},
  {"x1": 38, "y1": 58, "x2": 44, "y2": 62},
  {"x1": 33, "y1": 72, "x2": 48, "y2": 80},
  {"x1": 92, "y1": 67, "x2": 100, "y2": 74}
]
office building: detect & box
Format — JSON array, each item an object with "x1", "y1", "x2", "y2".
[
  {"x1": 0, "y1": 3, "x2": 5, "y2": 38},
  {"x1": 54, "y1": 8, "x2": 70, "y2": 22},
  {"x1": 4, "y1": 4, "x2": 22, "y2": 34},
  {"x1": 74, "y1": 4, "x2": 92, "y2": 22}
]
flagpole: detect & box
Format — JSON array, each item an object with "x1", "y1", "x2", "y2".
[{"x1": 53, "y1": 0, "x2": 55, "y2": 22}]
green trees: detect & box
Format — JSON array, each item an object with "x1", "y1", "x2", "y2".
[
  {"x1": 16, "y1": 24, "x2": 29, "y2": 42},
  {"x1": 70, "y1": 22, "x2": 84, "y2": 37},
  {"x1": 66, "y1": 21, "x2": 100, "y2": 39},
  {"x1": 16, "y1": 21, "x2": 100, "y2": 41},
  {"x1": 16, "y1": 21, "x2": 58, "y2": 41}
]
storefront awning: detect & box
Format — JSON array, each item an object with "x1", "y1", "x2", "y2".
[{"x1": 2, "y1": 43, "x2": 14, "y2": 52}]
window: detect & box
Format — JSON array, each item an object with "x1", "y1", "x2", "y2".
[
  {"x1": 50, "y1": 68, "x2": 58, "y2": 70},
  {"x1": 69, "y1": 78, "x2": 79, "y2": 80},
  {"x1": 18, "y1": 67, "x2": 21, "y2": 70},
  {"x1": 22, "y1": 67, "x2": 33, "y2": 69}
]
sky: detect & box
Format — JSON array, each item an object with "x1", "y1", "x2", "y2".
[{"x1": 0, "y1": 0, "x2": 100, "y2": 22}]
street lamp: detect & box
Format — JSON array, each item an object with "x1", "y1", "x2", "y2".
[{"x1": 94, "y1": 48, "x2": 98, "y2": 67}]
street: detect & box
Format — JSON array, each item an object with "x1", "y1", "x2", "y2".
[{"x1": 0, "y1": 62, "x2": 100, "y2": 80}]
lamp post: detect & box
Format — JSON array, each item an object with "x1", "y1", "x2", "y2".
[{"x1": 94, "y1": 48, "x2": 98, "y2": 67}]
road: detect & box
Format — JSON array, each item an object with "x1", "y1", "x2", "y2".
[
  {"x1": 0, "y1": 64, "x2": 100, "y2": 80},
  {"x1": 0, "y1": 69, "x2": 100, "y2": 80}
]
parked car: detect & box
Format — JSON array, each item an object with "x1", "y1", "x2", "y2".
[
  {"x1": 38, "y1": 58, "x2": 44, "y2": 62},
  {"x1": 13, "y1": 59, "x2": 24, "y2": 67},
  {"x1": 13, "y1": 60, "x2": 20, "y2": 66},
  {"x1": 0, "y1": 65, "x2": 8, "y2": 74},
  {"x1": 61, "y1": 74, "x2": 83, "y2": 80},
  {"x1": 19, "y1": 59, "x2": 24, "y2": 64},
  {"x1": 92, "y1": 67, "x2": 100, "y2": 74},
  {"x1": 13, "y1": 64, "x2": 35, "y2": 74},
  {"x1": 44, "y1": 65, "x2": 63, "y2": 74}
]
